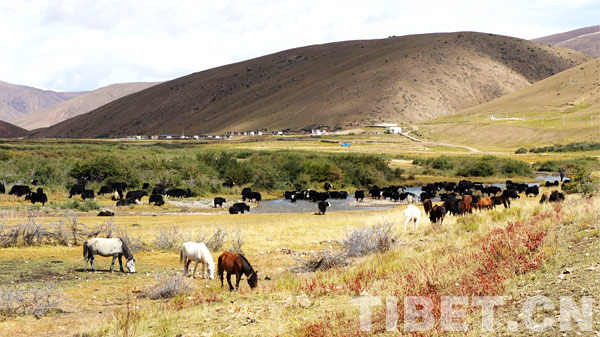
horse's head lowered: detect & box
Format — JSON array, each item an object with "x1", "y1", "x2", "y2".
[
  {"x1": 126, "y1": 257, "x2": 136, "y2": 273},
  {"x1": 248, "y1": 270, "x2": 258, "y2": 288},
  {"x1": 208, "y1": 262, "x2": 215, "y2": 279}
]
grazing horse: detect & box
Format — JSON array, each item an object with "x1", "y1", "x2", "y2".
[
  {"x1": 180, "y1": 242, "x2": 215, "y2": 279},
  {"x1": 403, "y1": 204, "x2": 420, "y2": 230},
  {"x1": 217, "y1": 252, "x2": 258, "y2": 291},
  {"x1": 83, "y1": 238, "x2": 136, "y2": 273}
]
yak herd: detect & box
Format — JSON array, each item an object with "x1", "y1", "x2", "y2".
[
  {"x1": 415, "y1": 179, "x2": 567, "y2": 225},
  {"x1": 0, "y1": 176, "x2": 568, "y2": 221}
]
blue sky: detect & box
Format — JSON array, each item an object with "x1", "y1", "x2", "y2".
[{"x1": 0, "y1": 0, "x2": 597, "y2": 92}]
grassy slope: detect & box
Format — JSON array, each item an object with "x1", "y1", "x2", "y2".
[{"x1": 419, "y1": 58, "x2": 600, "y2": 150}]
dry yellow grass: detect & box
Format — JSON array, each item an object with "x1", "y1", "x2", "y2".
[{"x1": 0, "y1": 184, "x2": 584, "y2": 336}]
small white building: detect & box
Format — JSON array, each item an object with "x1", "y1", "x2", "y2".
[
  {"x1": 386, "y1": 126, "x2": 402, "y2": 134},
  {"x1": 311, "y1": 129, "x2": 328, "y2": 136}
]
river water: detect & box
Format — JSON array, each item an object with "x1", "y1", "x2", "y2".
[{"x1": 250, "y1": 175, "x2": 562, "y2": 214}]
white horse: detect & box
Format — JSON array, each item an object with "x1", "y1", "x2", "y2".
[
  {"x1": 403, "y1": 204, "x2": 421, "y2": 231},
  {"x1": 83, "y1": 238, "x2": 136, "y2": 273},
  {"x1": 180, "y1": 241, "x2": 215, "y2": 279}
]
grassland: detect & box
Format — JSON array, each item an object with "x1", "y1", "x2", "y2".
[
  {"x1": 0, "y1": 184, "x2": 597, "y2": 336},
  {"x1": 0, "y1": 136, "x2": 598, "y2": 336}
]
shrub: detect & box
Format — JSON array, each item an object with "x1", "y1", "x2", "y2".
[
  {"x1": 142, "y1": 274, "x2": 192, "y2": 300},
  {"x1": 562, "y1": 163, "x2": 599, "y2": 196},
  {"x1": 342, "y1": 222, "x2": 397, "y2": 257},
  {"x1": 0, "y1": 284, "x2": 62, "y2": 318},
  {"x1": 292, "y1": 250, "x2": 350, "y2": 272},
  {"x1": 515, "y1": 148, "x2": 528, "y2": 154},
  {"x1": 228, "y1": 229, "x2": 245, "y2": 254},
  {"x1": 70, "y1": 154, "x2": 139, "y2": 186},
  {"x1": 57, "y1": 200, "x2": 101, "y2": 212},
  {"x1": 196, "y1": 227, "x2": 227, "y2": 251},
  {"x1": 153, "y1": 227, "x2": 183, "y2": 250}
]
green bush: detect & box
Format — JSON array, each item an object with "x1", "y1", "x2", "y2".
[
  {"x1": 515, "y1": 148, "x2": 528, "y2": 154},
  {"x1": 562, "y1": 163, "x2": 599, "y2": 196},
  {"x1": 56, "y1": 200, "x2": 101, "y2": 212},
  {"x1": 70, "y1": 154, "x2": 139, "y2": 186}
]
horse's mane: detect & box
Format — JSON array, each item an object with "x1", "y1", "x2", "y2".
[
  {"x1": 238, "y1": 253, "x2": 254, "y2": 275},
  {"x1": 119, "y1": 238, "x2": 134, "y2": 260}
]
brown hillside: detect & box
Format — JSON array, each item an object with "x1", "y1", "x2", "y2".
[
  {"x1": 12, "y1": 82, "x2": 161, "y2": 130},
  {"x1": 533, "y1": 25, "x2": 600, "y2": 57},
  {"x1": 421, "y1": 58, "x2": 600, "y2": 148},
  {"x1": 0, "y1": 81, "x2": 85, "y2": 122},
  {"x1": 32, "y1": 32, "x2": 592, "y2": 138},
  {"x1": 0, "y1": 120, "x2": 29, "y2": 138}
]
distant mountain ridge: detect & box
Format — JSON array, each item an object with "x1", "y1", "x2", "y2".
[
  {"x1": 12, "y1": 82, "x2": 161, "y2": 130},
  {"x1": 533, "y1": 25, "x2": 600, "y2": 57},
  {"x1": 30, "y1": 31, "x2": 593, "y2": 138},
  {"x1": 0, "y1": 81, "x2": 86, "y2": 122}
]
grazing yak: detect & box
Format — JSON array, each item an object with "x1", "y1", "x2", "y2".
[
  {"x1": 25, "y1": 188, "x2": 48, "y2": 205},
  {"x1": 82, "y1": 189, "x2": 96, "y2": 200},
  {"x1": 458, "y1": 200, "x2": 471, "y2": 215},
  {"x1": 69, "y1": 184, "x2": 85, "y2": 198},
  {"x1": 126, "y1": 190, "x2": 148, "y2": 202},
  {"x1": 244, "y1": 191, "x2": 262, "y2": 203},
  {"x1": 229, "y1": 202, "x2": 250, "y2": 214},
  {"x1": 491, "y1": 195, "x2": 510, "y2": 209},
  {"x1": 317, "y1": 201, "x2": 331, "y2": 215},
  {"x1": 141, "y1": 182, "x2": 150, "y2": 190},
  {"x1": 222, "y1": 181, "x2": 235, "y2": 188},
  {"x1": 98, "y1": 185, "x2": 114, "y2": 195},
  {"x1": 0, "y1": 182, "x2": 4, "y2": 194},
  {"x1": 9, "y1": 185, "x2": 31, "y2": 197},
  {"x1": 116, "y1": 197, "x2": 139, "y2": 206},
  {"x1": 97, "y1": 210, "x2": 115, "y2": 216},
  {"x1": 241, "y1": 187, "x2": 252, "y2": 197},
  {"x1": 149, "y1": 194, "x2": 165, "y2": 206},
  {"x1": 476, "y1": 197, "x2": 493, "y2": 211},
  {"x1": 152, "y1": 185, "x2": 169, "y2": 195},
  {"x1": 502, "y1": 189, "x2": 520, "y2": 199},
  {"x1": 422, "y1": 199, "x2": 433, "y2": 215},
  {"x1": 429, "y1": 205, "x2": 446, "y2": 225},
  {"x1": 166, "y1": 188, "x2": 191, "y2": 198},
  {"x1": 549, "y1": 190, "x2": 565, "y2": 202},
  {"x1": 214, "y1": 197, "x2": 226, "y2": 208},
  {"x1": 354, "y1": 190, "x2": 365, "y2": 202},
  {"x1": 525, "y1": 185, "x2": 539, "y2": 197}
]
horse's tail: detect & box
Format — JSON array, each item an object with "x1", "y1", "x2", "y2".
[
  {"x1": 83, "y1": 240, "x2": 88, "y2": 262},
  {"x1": 179, "y1": 246, "x2": 184, "y2": 265}
]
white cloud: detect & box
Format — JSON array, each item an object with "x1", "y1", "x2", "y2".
[{"x1": 0, "y1": 0, "x2": 597, "y2": 91}]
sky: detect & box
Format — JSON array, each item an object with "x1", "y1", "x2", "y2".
[{"x1": 0, "y1": 0, "x2": 598, "y2": 92}]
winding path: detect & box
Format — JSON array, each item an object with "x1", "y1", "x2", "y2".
[{"x1": 400, "y1": 132, "x2": 481, "y2": 153}]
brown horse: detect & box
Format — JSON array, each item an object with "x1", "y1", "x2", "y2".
[{"x1": 217, "y1": 252, "x2": 258, "y2": 291}]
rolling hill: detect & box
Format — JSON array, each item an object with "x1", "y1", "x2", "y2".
[
  {"x1": 32, "y1": 31, "x2": 592, "y2": 138},
  {"x1": 0, "y1": 81, "x2": 85, "y2": 122},
  {"x1": 11, "y1": 82, "x2": 161, "y2": 130},
  {"x1": 420, "y1": 58, "x2": 600, "y2": 149},
  {"x1": 0, "y1": 120, "x2": 29, "y2": 138},
  {"x1": 533, "y1": 25, "x2": 600, "y2": 57}
]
